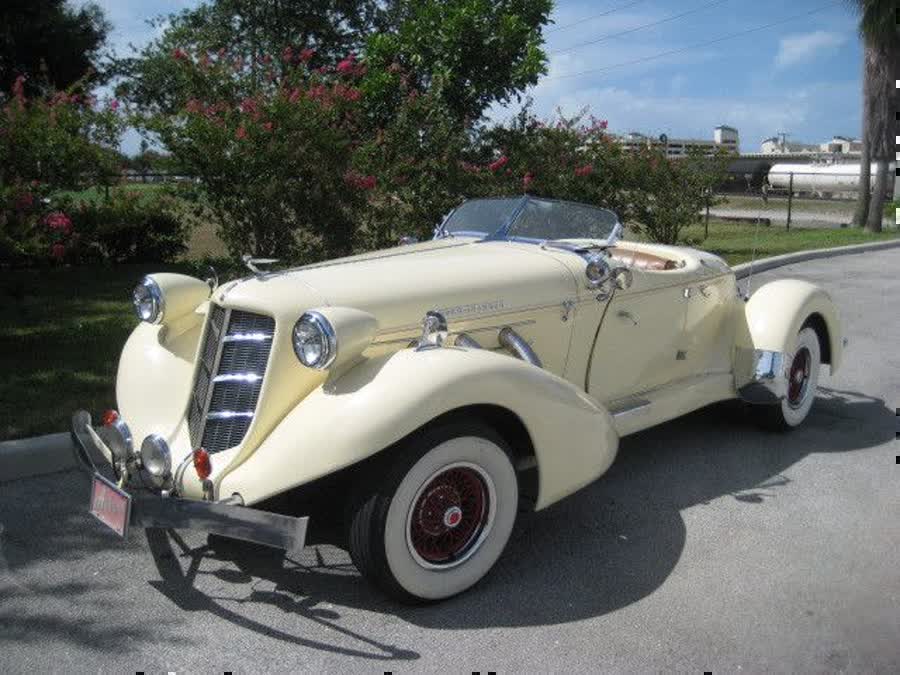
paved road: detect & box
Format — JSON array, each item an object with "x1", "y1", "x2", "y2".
[{"x1": 2, "y1": 250, "x2": 899, "y2": 673}]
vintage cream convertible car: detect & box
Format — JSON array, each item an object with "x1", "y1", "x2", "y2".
[{"x1": 73, "y1": 196, "x2": 842, "y2": 602}]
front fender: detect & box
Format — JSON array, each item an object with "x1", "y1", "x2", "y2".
[
  {"x1": 218, "y1": 347, "x2": 619, "y2": 510},
  {"x1": 735, "y1": 279, "x2": 843, "y2": 389}
]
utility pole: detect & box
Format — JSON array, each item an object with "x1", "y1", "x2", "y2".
[{"x1": 776, "y1": 131, "x2": 791, "y2": 153}]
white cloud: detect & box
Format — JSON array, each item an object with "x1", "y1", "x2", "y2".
[
  {"x1": 775, "y1": 31, "x2": 845, "y2": 68},
  {"x1": 489, "y1": 80, "x2": 860, "y2": 154}
]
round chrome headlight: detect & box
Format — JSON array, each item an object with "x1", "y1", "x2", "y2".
[
  {"x1": 140, "y1": 434, "x2": 172, "y2": 478},
  {"x1": 292, "y1": 311, "x2": 337, "y2": 369},
  {"x1": 132, "y1": 276, "x2": 164, "y2": 323}
]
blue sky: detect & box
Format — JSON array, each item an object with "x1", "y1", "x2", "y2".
[{"x1": 90, "y1": 0, "x2": 863, "y2": 155}]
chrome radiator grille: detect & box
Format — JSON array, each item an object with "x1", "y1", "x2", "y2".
[{"x1": 188, "y1": 306, "x2": 275, "y2": 454}]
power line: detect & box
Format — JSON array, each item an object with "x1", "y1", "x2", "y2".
[
  {"x1": 546, "y1": 0, "x2": 843, "y2": 81},
  {"x1": 546, "y1": 0, "x2": 649, "y2": 35},
  {"x1": 551, "y1": 0, "x2": 730, "y2": 56}
]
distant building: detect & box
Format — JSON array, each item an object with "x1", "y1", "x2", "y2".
[
  {"x1": 614, "y1": 125, "x2": 739, "y2": 158},
  {"x1": 760, "y1": 136, "x2": 820, "y2": 155},
  {"x1": 759, "y1": 134, "x2": 862, "y2": 156},
  {"x1": 820, "y1": 136, "x2": 862, "y2": 154}
]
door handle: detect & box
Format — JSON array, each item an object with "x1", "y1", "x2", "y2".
[{"x1": 616, "y1": 310, "x2": 638, "y2": 325}]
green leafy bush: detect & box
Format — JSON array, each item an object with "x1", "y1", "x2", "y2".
[{"x1": 64, "y1": 192, "x2": 188, "y2": 263}]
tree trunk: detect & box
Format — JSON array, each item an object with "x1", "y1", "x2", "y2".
[
  {"x1": 866, "y1": 160, "x2": 886, "y2": 232},
  {"x1": 853, "y1": 44, "x2": 876, "y2": 227},
  {"x1": 853, "y1": 142, "x2": 870, "y2": 226},
  {"x1": 863, "y1": 41, "x2": 895, "y2": 233}
]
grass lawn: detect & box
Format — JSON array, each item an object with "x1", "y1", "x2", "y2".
[
  {"x1": 0, "y1": 263, "x2": 194, "y2": 441},
  {"x1": 54, "y1": 182, "x2": 170, "y2": 205},
  {"x1": 2, "y1": 219, "x2": 896, "y2": 441},
  {"x1": 666, "y1": 219, "x2": 899, "y2": 265}
]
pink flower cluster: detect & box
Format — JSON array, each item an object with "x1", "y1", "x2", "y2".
[
  {"x1": 333, "y1": 83, "x2": 362, "y2": 102},
  {"x1": 523, "y1": 172, "x2": 535, "y2": 189},
  {"x1": 240, "y1": 97, "x2": 261, "y2": 119},
  {"x1": 574, "y1": 164, "x2": 594, "y2": 177},
  {"x1": 336, "y1": 53, "x2": 366, "y2": 78},
  {"x1": 488, "y1": 156, "x2": 509, "y2": 172},
  {"x1": 12, "y1": 75, "x2": 26, "y2": 108},
  {"x1": 344, "y1": 170, "x2": 377, "y2": 191},
  {"x1": 45, "y1": 211, "x2": 73, "y2": 235},
  {"x1": 301, "y1": 83, "x2": 363, "y2": 107}
]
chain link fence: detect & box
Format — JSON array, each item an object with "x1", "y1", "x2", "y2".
[{"x1": 711, "y1": 170, "x2": 896, "y2": 230}]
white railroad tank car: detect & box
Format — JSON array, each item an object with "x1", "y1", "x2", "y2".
[{"x1": 768, "y1": 163, "x2": 895, "y2": 194}]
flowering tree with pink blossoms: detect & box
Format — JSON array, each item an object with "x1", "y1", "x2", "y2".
[
  {"x1": 0, "y1": 76, "x2": 123, "y2": 264},
  {"x1": 122, "y1": 0, "x2": 554, "y2": 262},
  {"x1": 469, "y1": 107, "x2": 636, "y2": 221}
]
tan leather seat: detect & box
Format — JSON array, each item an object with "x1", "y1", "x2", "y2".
[{"x1": 608, "y1": 247, "x2": 678, "y2": 271}]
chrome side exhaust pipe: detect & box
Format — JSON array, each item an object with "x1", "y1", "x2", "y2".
[
  {"x1": 498, "y1": 326, "x2": 542, "y2": 368},
  {"x1": 454, "y1": 332, "x2": 482, "y2": 349}
]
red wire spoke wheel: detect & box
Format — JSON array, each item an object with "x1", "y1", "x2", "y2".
[
  {"x1": 407, "y1": 464, "x2": 492, "y2": 567},
  {"x1": 787, "y1": 347, "x2": 811, "y2": 407}
]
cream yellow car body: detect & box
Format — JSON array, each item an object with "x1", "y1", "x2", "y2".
[{"x1": 114, "y1": 235, "x2": 842, "y2": 510}]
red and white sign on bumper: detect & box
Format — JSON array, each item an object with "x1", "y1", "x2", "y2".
[{"x1": 89, "y1": 474, "x2": 132, "y2": 537}]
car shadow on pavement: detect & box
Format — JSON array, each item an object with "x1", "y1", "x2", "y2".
[
  {"x1": 2, "y1": 388, "x2": 889, "y2": 662},
  {"x1": 141, "y1": 386, "x2": 893, "y2": 640}
]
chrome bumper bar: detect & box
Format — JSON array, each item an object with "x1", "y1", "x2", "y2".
[
  {"x1": 71, "y1": 411, "x2": 308, "y2": 556},
  {"x1": 737, "y1": 349, "x2": 788, "y2": 404}
]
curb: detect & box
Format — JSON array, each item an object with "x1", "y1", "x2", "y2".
[
  {"x1": 732, "y1": 237, "x2": 900, "y2": 280},
  {"x1": 2, "y1": 237, "x2": 899, "y2": 482},
  {"x1": 0, "y1": 432, "x2": 77, "y2": 483}
]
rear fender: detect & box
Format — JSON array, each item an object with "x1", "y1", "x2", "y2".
[
  {"x1": 735, "y1": 279, "x2": 843, "y2": 390},
  {"x1": 218, "y1": 347, "x2": 619, "y2": 510}
]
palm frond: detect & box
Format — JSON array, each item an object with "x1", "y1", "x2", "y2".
[{"x1": 845, "y1": 0, "x2": 898, "y2": 46}]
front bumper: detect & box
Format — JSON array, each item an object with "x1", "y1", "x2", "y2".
[{"x1": 71, "y1": 411, "x2": 308, "y2": 556}]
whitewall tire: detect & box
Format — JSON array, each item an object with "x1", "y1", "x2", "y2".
[
  {"x1": 753, "y1": 326, "x2": 821, "y2": 431},
  {"x1": 347, "y1": 423, "x2": 518, "y2": 603}
]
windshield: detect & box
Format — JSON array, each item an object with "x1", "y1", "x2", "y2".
[
  {"x1": 442, "y1": 196, "x2": 619, "y2": 244},
  {"x1": 443, "y1": 198, "x2": 521, "y2": 237}
]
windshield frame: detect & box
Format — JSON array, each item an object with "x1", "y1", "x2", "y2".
[{"x1": 437, "y1": 195, "x2": 622, "y2": 247}]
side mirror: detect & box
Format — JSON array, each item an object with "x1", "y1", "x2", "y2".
[
  {"x1": 398, "y1": 235, "x2": 419, "y2": 246},
  {"x1": 612, "y1": 267, "x2": 633, "y2": 290},
  {"x1": 584, "y1": 254, "x2": 611, "y2": 289}
]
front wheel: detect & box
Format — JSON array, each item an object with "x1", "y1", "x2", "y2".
[
  {"x1": 752, "y1": 326, "x2": 821, "y2": 431},
  {"x1": 346, "y1": 423, "x2": 518, "y2": 603}
]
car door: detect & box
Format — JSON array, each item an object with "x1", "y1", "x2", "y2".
[
  {"x1": 680, "y1": 269, "x2": 740, "y2": 377},
  {"x1": 586, "y1": 272, "x2": 689, "y2": 405}
]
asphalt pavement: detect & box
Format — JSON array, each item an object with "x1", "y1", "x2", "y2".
[{"x1": 1, "y1": 249, "x2": 898, "y2": 673}]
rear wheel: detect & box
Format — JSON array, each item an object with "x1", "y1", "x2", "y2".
[
  {"x1": 752, "y1": 326, "x2": 821, "y2": 431},
  {"x1": 346, "y1": 423, "x2": 518, "y2": 603}
]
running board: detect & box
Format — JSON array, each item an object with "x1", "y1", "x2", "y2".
[{"x1": 609, "y1": 398, "x2": 651, "y2": 418}]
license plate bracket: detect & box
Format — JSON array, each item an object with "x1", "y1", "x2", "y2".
[{"x1": 89, "y1": 473, "x2": 132, "y2": 538}]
